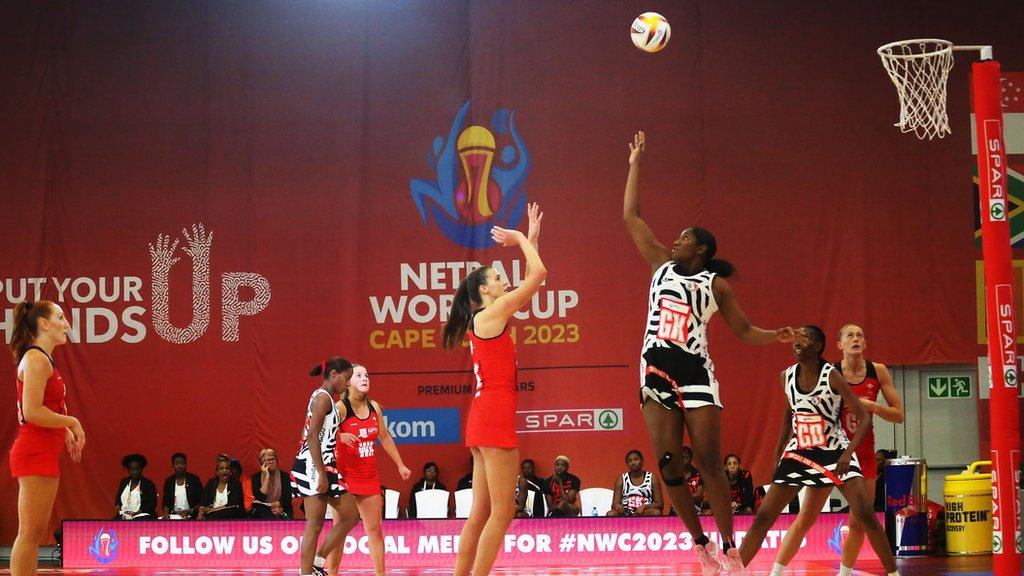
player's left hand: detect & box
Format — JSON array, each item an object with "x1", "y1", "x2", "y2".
[
  {"x1": 66, "y1": 428, "x2": 83, "y2": 463},
  {"x1": 527, "y1": 202, "x2": 543, "y2": 242},
  {"x1": 398, "y1": 465, "x2": 412, "y2": 481},
  {"x1": 337, "y1": 432, "x2": 359, "y2": 447},
  {"x1": 491, "y1": 226, "x2": 526, "y2": 247}
]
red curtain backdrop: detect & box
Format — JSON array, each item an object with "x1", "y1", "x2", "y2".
[{"x1": 2, "y1": 1, "x2": 1023, "y2": 544}]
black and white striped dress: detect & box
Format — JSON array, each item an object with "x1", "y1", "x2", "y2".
[
  {"x1": 772, "y1": 362, "x2": 862, "y2": 487},
  {"x1": 639, "y1": 263, "x2": 722, "y2": 410},
  {"x1": 290, "y1": 388, "x2": 346, "y2": 497}
]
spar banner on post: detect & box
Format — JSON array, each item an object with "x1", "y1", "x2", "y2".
[
  {"x1": 973, "y1": 59, "x2": 1024, "y2": 570},
  {"x1": 62, "y1": 516, "x2": 880, "y2": 569}
]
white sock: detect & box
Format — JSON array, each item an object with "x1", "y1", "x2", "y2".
[
  {"x1": 887, "y1": 572, "x2": 900, "y2": 576},
  {"x1": 770, "y1": 562, "x2": 786, "y2": 576},
  {"x1": 313, "y1": 555, "x2": 326, "y2": 568},
  {"x1": 838, "y1": 565, "x2": 853, "y2": 576}
]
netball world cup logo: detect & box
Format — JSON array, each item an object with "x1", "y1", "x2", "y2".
[
  {"x1": 410, "y1": 101, "x2": 530, "y2": 249},
  {"x1": 89, "y1": 528, "x2": 119, "y2": 564},
  {"x1": 828, "y1": 521, "x2": 850, "y2": 556}
]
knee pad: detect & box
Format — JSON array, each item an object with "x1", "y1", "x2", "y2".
[{"x1": 659, "y1": 451, "x2": 686, "y2": 486}]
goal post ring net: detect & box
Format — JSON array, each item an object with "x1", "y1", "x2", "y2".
[{"x1": 877, "y1": 38, "x2": 955, "y2": 140}]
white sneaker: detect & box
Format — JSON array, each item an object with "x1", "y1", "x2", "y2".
[
  {"x1": 724, "y1": 548, "x2": 749, "y2": 575},
  {"x1": 696, "y1": 540, "x2": 723, "y2": 576}
]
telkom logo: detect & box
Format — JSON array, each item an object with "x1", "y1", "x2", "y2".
[{"x1": 383, "y1": 408, "x2": 461, "y2": 445}]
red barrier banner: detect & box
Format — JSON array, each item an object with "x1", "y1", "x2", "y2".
[{"x1": 62, "y1": 515, "x2": 880, "y2": 569}]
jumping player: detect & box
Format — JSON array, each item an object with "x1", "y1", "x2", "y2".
[{"x1": 624, "y1": 131, "x2": 796, "y2": 574}]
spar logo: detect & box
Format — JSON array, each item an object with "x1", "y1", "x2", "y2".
[
  {"x1": 88, "y1": 527, "x2": 119, "y2": 564},
  {"x1": 828, "y1": 521, "x2": 850, "y2": 556},
  {"x1": 410, "y1": 101, "x2": 530, "y2": 249},
  {"x1": 516, "y1": 408, "x2": 624, "y2": 433}
]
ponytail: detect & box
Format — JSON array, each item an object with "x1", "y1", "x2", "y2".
[
  {"x1": 442, "y1": 266, "x2": 490, "y2": 350},
  {"x1": 309, "y1": 356, "x2": 353, "y2": 379},
  {"x1": 705, "y1": 258, "x2": 735, "y2": 278},
  {"x1": 691, "y1": 227, "x2": 735, "y2": 278},
  {"x1": 10, "y1": 300, "x2": 54, "y2": 361}
]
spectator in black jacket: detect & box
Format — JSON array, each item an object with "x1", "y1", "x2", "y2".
[
  {"x1": 251, "y1": 448, "x2": 293, "y2": 519},
  {"x1": 545, "y1": 455, "x2": 581, "y2": 517},
  {"x1": 199, "y1": 455, "x2": 244, "y2": 519},
  {"x1": 162, "y1": 452, "x2": 203, "y2": 519},
  {"x1": 115, "y1": 453, "x2": 158, "y2": 520},
  {"x1": 515, "y1": 459, "x2": 547, "y2": 518},
  {"x1": 407, "y1": 461, "x2": 447, "y2": 518},
  {"x1": 723, "y1": 453, "x2": 755, "y2": 514}
]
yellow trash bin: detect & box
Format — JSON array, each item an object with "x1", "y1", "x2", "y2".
[{"x1": 943, "y1": 460, "x2": 993, "y2": 555}]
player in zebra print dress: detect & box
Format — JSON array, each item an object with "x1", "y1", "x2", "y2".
[
  {"x1": 737, "y1": 327, "x2": 898, "y2": 576},
  {"x1": 607, "y1": 449, "x2": 664, "y2": 516},
  {"x1": 290, "y1": 357, "x2": 359, "y2": 576},
  {"x1": 624, "y1": 131, "x2": 798, "y2": 575}
]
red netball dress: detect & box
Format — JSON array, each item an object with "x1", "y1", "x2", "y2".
[
  {"x1": 837, "y1": 360, "x2": 881, "y2": 479},
  {"x1": 10, "y1": 348, "x2": 67, "y2": 478},
  {"x1": 335, "y1": 398, "x2": 383, "y2": 496},
  {"x1": 464, "y1": 320, "x2": 518, "y2": 448}
]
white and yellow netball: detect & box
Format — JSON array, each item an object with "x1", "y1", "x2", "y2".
[{"x1": 630, "y1": 12, "x2": 670, "y2": 53}]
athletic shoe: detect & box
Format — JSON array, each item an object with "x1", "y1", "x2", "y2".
[
  {"x1": 724, "y1": 548, "x2": 749, "y2": 575},
  {"x1": 311, "y1": 565, "x2": 327, "y2": 576},
  {"x1": 696, "y1": 540, "x2": 723, "y2": 576}
]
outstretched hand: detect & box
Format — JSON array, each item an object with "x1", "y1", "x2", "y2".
[
  {"x1": 628, "y1": 131, "x2": 646, "y2": 165},
  {"x1": 527, "y1": 202, "x2": 543, "y2": 243},
  {"x1": 776, "y1": 326, "x2": 807, "y2": 344},
  {"x1": 491, "y1": 226, "x2": 526, "y2": 247}
]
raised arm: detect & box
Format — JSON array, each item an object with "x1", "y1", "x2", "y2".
[
  {"x1": 623, "y1": 131, "x2": 671, "y2": 269},
  {"x1": 713, "y1": 277, "x2": 796, "y2": 345},
  {"x1": 475, "y1": 227, "x2": 547, "y2": 333},
  {"x1": 830, "y1": 369, "x2": 869, "y2": 476},
  {"x1": 373, "y1": 400, "x2": 412, "y2": 481},
  {"x1": 526, "y1": 202, "x2": 543, "y2": 252},
  {"x1": 866, "y1": 363, "x2": 904, "y2": 424}
]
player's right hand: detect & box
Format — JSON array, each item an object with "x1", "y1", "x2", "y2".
[
  {"x1": 316, "y1": 470, "x2": 328, "y2": 495},
  {"x1": 628, "y1": 131, "x2": 646, "y2": 165}
]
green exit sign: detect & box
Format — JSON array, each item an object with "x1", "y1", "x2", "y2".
[{"x1": 927, "y1": 376, "x2": 972, "y2": 399}]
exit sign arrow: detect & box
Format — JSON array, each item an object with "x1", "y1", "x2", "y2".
[{"x1": 929, "y1": 377, "x2": 949, "y2": 398}]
